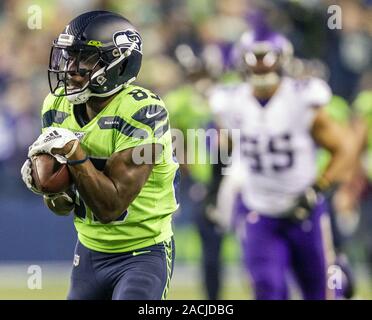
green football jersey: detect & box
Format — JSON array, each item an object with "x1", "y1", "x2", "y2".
[{"x1": 41, "y1": 85, "x2": 180, "y2": 253}]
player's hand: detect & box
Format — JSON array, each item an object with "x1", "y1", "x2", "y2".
[
  {"x1": 43, "y1": 190, "x2": 76, "y2": 216},
  {"x1": 292, "y1": 185, "x2": 321, "y2": 220},
  {"x1": 21, "y1": 158, "x2": 43, "y2": 195},
  {"x1": 28, "y1": 127, "x2": 78, "y2": 163},
  {"x1": 44, "y1": 192, "x2": 75, "y2": 205}
]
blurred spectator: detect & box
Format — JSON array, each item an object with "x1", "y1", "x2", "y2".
[{"x1": 1, "y1": 1, "x2": 372, "y2": 288}]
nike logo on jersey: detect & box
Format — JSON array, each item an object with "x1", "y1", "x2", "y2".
[
  {"x1": 145, "y1": 110, "x2": 161, "y2": 118},
  {"x1": 132, "y1": 250, "x2": 151, "y2": 256}
]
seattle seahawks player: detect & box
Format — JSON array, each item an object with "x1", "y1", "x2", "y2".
[
  {"x1": 210, "y1": 30, "x2": 354, "y2": 300},
  {"x1": 21, "y1": 11, "x2": 179, "y2": 300}
]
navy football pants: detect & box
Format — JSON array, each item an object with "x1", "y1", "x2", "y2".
[{"x1": 67, "y1": 238, "x2": 175, "y2": 300}]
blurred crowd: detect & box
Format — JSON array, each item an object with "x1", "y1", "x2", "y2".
[
  {"x1": 1, "y1": 0, "x2": 372, "y2": 285},
  {"x1": 0, "y1": 0, "x2": 371, "y2": 177}
]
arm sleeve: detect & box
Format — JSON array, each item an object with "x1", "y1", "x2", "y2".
[
  {"x1": 303, "y1": 77, "x2": 332, "y2": 108},
  {"x1": 299, "y1": 77, "x2": 333, "y2": 129}
]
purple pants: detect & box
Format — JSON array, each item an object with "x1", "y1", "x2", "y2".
[{"x1": 235, "y1": 196, "x2": 335, "y2": 300}]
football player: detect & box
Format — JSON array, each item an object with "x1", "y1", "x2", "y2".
[
  {"x1": 209, "y1": 30, "x2": 355, "y2": 299},
  {"x1": 21, "y1": 11, "x2": 179, "y2": 300},
  {"x1": 351, "y1": 89, "x2": 372, "y2": 275}
]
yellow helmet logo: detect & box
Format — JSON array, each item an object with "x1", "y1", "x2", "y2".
[{"x1": 87, "y1": 40, "x2": 102, "y2": 47}]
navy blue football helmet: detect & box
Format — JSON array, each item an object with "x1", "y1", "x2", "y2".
[{"x1": 48, "y1": 10, "x2": 142, "y2": 104}]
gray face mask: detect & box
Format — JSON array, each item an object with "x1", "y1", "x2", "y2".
[
  {"x1": 248, "y1": 72, "x2": 281, "y2": 89},
  {"x1": 242, "y1": 50, "x2": 282, "y2": 90}
]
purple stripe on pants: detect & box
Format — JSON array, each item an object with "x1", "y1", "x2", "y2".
[{"x1": 234, "y1": 195, "x2": 331, "y2": 300}]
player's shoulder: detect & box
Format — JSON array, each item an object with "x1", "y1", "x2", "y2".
[
  {"x1": 285, "y1": 77, "x2": 331, "y2": 96},
  {"x1": 208, "y1": 82, "x2": 247, "y2": 114},
  {"x1": 115, "y1": 85, "x2": 165, "y2": 111},
  {"x1": 119, "y1": 84, "x2": 164, "y2": 102},
  {"x1": 208, "y1": 82, "x2": 246, "y2": 99},
  {"x1": 286, "y1": 76, "x2": 332, "y2": 107},
  {"x1": 41, "y1": 92, "x2": 71, "y2": 128},
  {"x1": 113, "y1": 85, "x2": 168, "y2": 129},
  {"x1": 41, "y1": 91, "x2": 69, "y2": 113}
]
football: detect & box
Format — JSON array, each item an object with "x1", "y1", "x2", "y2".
[{"x1": 31, "y1": 153, "x2": 72, "y2": 194}]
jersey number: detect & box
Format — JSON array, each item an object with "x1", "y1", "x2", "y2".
[
  {"x1": 242, "y1": 133, "x2": 294, "y2": 173},
  {"x1": 128, "y1": 89, "x2": 161, "y2": 101}
]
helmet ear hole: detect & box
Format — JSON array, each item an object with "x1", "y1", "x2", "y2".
[
  {"x1": 112, "y1": 48, "x2": 120, "y2": 57},
  {"x1": 49, "y1": 11, "x2": 142, "y2": 99}
]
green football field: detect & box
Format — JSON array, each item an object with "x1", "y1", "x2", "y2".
[
  {"x1": 0, "y1": 262, "x2": 250, "y2": 300},
  {"x1": 0, "y1": 226, "x2": 250, "y2": 300},
  {"x1": 1, "y1": 226, "x2": 371, "y2": 300},
  {"x1": 0, "y1": 262, "x2": 371, "y2": 300}
]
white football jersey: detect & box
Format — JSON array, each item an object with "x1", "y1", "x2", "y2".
[{"x1": 209, "y1": 77, "x2": 332, "y2": 216}]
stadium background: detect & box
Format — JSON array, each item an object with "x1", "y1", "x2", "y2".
[{"x1": 0, "y1": 0, "x2": 372, "y2": 299}]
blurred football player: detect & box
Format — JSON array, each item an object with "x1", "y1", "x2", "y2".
[
  {"x1": 164, "y1": 43, "x2": 231, "y2": 300},
  {"x1": 21, "y1": 11, "x2": 179, "y2": 300},
  {"x1": 210, "y1": 29, "x2": 355, "y2": 300},
  {"x1": 316, "y1": 94, "x2": 359, "y2": 299},
  {"x1": 351, "y1": 88, "x2": 372, "y2": 274}
]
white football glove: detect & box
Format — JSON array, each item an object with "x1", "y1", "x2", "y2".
[
  {"x1": 21, "y1": 158, "x2": 43, "y2": 195},
  {"x1": 43, "y1": 192, "x2": 75, "y2": 206},
  {"x1": 43, "y1": 191, "x2": 76, "y2": 216},
  {"x1": 28, "y1": 127, "x2": 78, "y2": 163}
]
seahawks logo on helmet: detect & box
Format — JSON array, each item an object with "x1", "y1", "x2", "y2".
[{"x1": 113, "y1": 29, "x2": 142, "y2": 54}]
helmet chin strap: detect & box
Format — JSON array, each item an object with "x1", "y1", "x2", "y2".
[
  {"x1": 66, "y1": 77, "x2": 137, "y2": 105},
  {"x1": 66, "y1": 44, "x2": 137, "y2": 105},
  {"x1": 249, "y1": 72, "x2": 280, "y2": 89},
  {"x1": 66, "y1": 87, "x2": 92, "y2": 104},
  {"x1": 65, "y1": 66, "x2": 121, "y2": 104},
  {"x1": 66, "y1": 85, "x2": 124, "y2": 104}
]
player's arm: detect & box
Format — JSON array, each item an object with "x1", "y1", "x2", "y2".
[
  {"x1": 52, "y1": 142, "x2": 161, "y2": 224},
  {"x1": 311, "y1": 107, "x2": 356, "y2": 188},
  {"x1": 351, "y1": 115, "x2": 369, "y2": 155}
]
